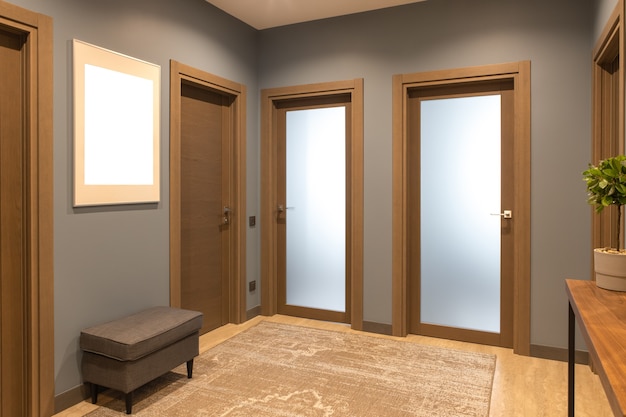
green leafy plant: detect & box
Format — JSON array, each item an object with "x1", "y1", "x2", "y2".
[{"x1": 583, "y1": 155, "x2": 626, "y2": 251}]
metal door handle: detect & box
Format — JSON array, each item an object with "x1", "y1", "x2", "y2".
[
  {"x1": 490, "y1": 210, "x2": 512, "y2": 219},
  {"x1": 277, "y1": 205, "x2": 295, "y2": 213},
  {"x1": 223, "y1": 206, "x2": 231, "y2": 224}
]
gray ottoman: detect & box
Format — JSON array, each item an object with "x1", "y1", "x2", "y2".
[{"x1": 80, "y1": 306, "x2": 203, "y2": 414}]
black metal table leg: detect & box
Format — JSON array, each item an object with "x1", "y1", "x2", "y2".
[{"x1": 568, "y1": 302, "x2": 575, "y2": 417}]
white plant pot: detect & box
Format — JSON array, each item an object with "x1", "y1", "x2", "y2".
[{"x1": 594, "y1": 248, "x2": 626, "y2": 291}]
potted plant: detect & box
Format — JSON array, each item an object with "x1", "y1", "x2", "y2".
[{"x1": 583, "y1": 154, "x2": 626, "y2": 291}]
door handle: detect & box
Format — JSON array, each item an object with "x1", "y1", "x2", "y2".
[
  {"x1": 277, "y1": 205, "x2": 295, "y2": 213},
  {"x1": 490, "y1": 210, "x2": 512, "y2": 219},
  {"x1": 223, "y1": 206, "x2": 231, "y2": 224}
]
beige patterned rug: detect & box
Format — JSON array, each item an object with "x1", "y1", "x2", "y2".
[{"x1": 86, "y1": 322, "x2": 496, "y2": 416}]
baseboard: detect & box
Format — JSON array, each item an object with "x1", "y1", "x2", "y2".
[
  {"x1": 246, "y1": 305, "x2": 261, "y2": 321},
  {"x1": 362, "y1": 321, "x2": 392, "y2": 335},
  {"x1": 530, "y1": 344, "x2": 589, "y2": 364},
  {"x1": 246, "y1": 309, "x2": 392, "y2": 336},
  {"x1": 54, "y1": 383, "x2": 90, "y2": 414}
]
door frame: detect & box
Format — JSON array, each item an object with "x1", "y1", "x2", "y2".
[
  {"x1": 591, "y1": 0, "x2": 624, "y2": 260},
  {"x1": 391, "y1": 62, "x2": 531, "y2": 355},
  {"x1": 260, "y1": 79, "x2": 364, "y2": 330},
  {"x1": 169, "y1": 60, "x2": 246, "y2": 324},
  {"x1": 0, "y1": 2, "x2": 54, "y2": 415}
]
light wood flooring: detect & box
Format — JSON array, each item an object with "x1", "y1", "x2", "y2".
[{"x1": 55, "y1": 314, "x2": 612, "y2": 417}]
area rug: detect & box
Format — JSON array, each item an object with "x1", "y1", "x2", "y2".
[{"x1": 85, "y1": 321, "x2": 496, "y2": 417}]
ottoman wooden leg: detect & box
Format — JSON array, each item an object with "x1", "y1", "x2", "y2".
[{"x1": 186, "y1": 359, "x2": 194, "y2": 378}]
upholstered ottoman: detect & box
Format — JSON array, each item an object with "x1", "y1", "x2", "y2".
[{"x1": 80, "y1": 306, "x2": 203, "y2": 414}]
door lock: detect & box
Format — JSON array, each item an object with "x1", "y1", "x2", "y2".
[{"x1": 223, "y1": 206, "x2": 231, "y2": 225}]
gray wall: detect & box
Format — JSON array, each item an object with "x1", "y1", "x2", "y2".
[
  {"x1": 594, "y1": 0, "x2": 619, "y2": 41},
  {"x1": 4, "y1": 0, "x2": 612, "y2": 403},
  {"x1": 258, "y1": 0, "x2": 595, "y2": 341},
  {"x1": 8, "y1": 0, "x2": 259, "y2": 397}
]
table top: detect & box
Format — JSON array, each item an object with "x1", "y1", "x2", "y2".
[{"x1": 566, "y1": 279, "x2": 626, "y2": 417}]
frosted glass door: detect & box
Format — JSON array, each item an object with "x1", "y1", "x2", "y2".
[
  {"x1": 420, "y1": 95, "x2": 501, "y2": 333},
  {"x1": 285, "y1": 107, "x2": 346, "y2": 312}
]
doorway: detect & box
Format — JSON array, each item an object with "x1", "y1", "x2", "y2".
[
  {"x1": 261, "y1": 80, "x2": 364, "y2": 329},
  {"x1": 169, "y1": 61, "x2": 247, "y2": 332},
  {"x1": 0, "y1": 3, "x2": 53, "y2": 416},
  {"x1": 392, "y1": 62, "x2": 531, "y2": 354}
]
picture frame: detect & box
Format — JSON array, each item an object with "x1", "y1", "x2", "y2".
[{"x1": 73, "y1": 39, "x2": 160, "y2": 206}]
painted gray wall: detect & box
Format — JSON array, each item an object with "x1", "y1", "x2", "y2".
[
  {"x1": 594, "y1": 0, "x2": 619, "y2": 41},
  {"x1": 4, "y1": 0, "x2": 612, "y2": 402},
  {"x1": 258, "y1": 0, "x2": 595, "y2": 343},
  {"x1": 8, "y1": 0, "x2": 259, "y2": 396}
]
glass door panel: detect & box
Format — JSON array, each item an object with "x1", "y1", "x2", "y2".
[
  {"x1": 420, "y1": 95, "x2": 501, "y2": 333},
  {"x1": 285, "y1": 106, "x2": 346, "y2": 312}
]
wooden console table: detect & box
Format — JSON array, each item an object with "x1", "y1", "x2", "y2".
[{"x1": 566, "y1": 279, "x2": 626, "y2": 417}]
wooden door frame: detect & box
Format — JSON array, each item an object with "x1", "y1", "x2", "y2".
[
  {"x1": 260, "y1": 79, "x2": 364, "y2": 330},
  {"x1": 591, "y1": 0, "x2": 624, "y2": 259},
  {"x1": 169, "y1": 60, "x2": 246, "y2": 324},
  {"x1": 391, "y1": 62, "x2": 531, "y2": 355},
  {"x1": 0, "y1": 2, "x2": 54, "y2": 415}
]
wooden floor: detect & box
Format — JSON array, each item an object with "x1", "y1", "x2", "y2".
[{"x1": 55, "y1": 314, "x2": 612, "y2": 417}]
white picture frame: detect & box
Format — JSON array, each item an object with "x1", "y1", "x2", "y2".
[{"x1": 73, "y1": 39, "x2": 160, "y2": 206}]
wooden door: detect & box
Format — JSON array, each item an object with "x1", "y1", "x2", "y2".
[
  {"x1": 407, "y1": 81, "x2": 515, "y2": 348},
  {"x1": 591, "y1": 2, "x2": 624, "y2": 261},
  {"x1": 260, "y1": 79, "x2": 364, "y2": 329},
  {"x1": 0, "y1": 28, "x2": 27, "y2": 417},
  {"x1": 180, "y1": 82, "x2": 231, "y2": 335},
  {"x1": 170, "y1": 61, "x2": 247, "y2": 330},
  {"x1": 393, "y1": 63, "x2": 531, "y2": 354},
  {"x1": 275, "y1": 95, "x2": 352, "y2": 324},
  {"x1": 0, "y1": 4, "x2": 53, "y2": 416}
]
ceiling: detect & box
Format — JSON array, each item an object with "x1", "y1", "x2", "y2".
[{"x1": 205, "y1": 0, "x2": 427, "y2": 30}]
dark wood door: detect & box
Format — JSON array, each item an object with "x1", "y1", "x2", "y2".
[
  {"x1": 180, "y1": 82, "x2": 230, "y2": 335},
  {"x1": 0, "y1": 29, "x2": 27, "y2": 417}
]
